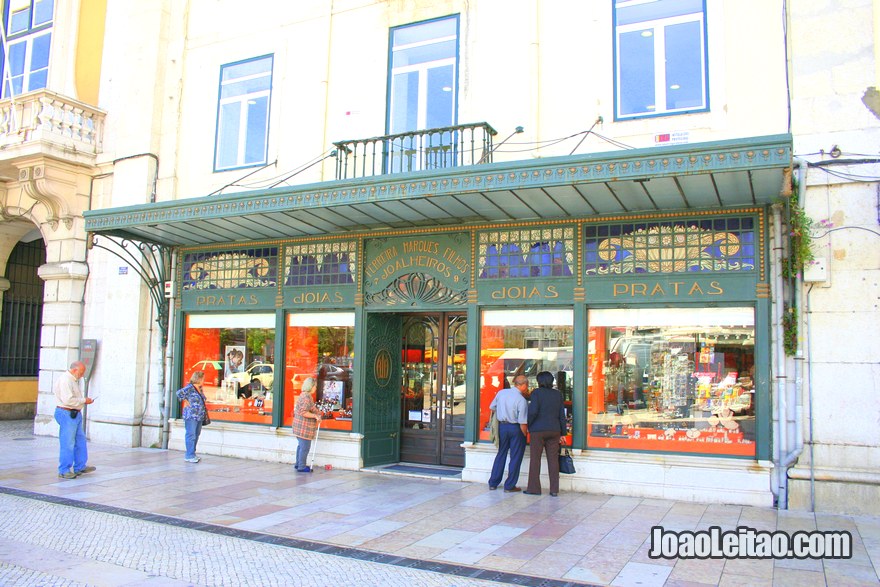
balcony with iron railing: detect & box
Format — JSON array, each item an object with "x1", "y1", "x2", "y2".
[
  {"x1": 0, "y1": 89, "x2": 106, "y2": 177},
  {"x1": 333, "y1": 122, "x2": 497, "y2": 181}
]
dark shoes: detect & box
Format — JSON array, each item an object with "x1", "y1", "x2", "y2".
[
  {"x1": 523, "y1": 490, "x2": 541, "y2": 495},
  {"x1": 296, "y1": 466, "x2": 313, "y2": 473},
  {"x1": 59, "y1": 465, "x2": 96, "y2": 479},
  {"x1": 503, "y1": 487, "x2": 521, "y2": 493},
  {"x1": 550, "y1": 492, "x2": 559, "y2": 497}
]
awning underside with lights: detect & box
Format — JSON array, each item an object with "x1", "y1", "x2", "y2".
[{"x1": 84, "y1": 134, "x2": 791, "y2": 247}]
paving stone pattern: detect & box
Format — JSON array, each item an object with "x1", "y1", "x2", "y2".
[{"x1": 1, "y1": 420, "x2": 879, "y2": 586}]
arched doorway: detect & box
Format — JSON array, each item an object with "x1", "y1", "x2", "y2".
[{"x1": 0, "y1": 236, "x2": 46, "y2": 419}]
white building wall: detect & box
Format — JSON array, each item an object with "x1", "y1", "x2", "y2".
[
  {"x1": 158, "y1": 0, "x2": 790, "y2": 201},
  {"x1": 786, "y1": 0, "x2": 880, "y2": 514},
  {"x1": 66, "y1": 0, "x2": 178, "y2": 447}
]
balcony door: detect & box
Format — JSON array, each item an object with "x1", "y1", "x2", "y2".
[{"x1": 387, "y1": 15, "x2": 458, "y2": 173}]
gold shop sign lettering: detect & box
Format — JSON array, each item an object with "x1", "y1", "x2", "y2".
[
  {"x1": 490, "y1": 284, "x2": 559, "y2": 300},
  {"x1": 364, "y1": 238, "x2": 470, "y2": 285},
  {"x1": 612, "y1": 280, "x2": 724, "y2": 297},
  {"x1": 290, "y1": 290, "x2": 345, "y2": 304},
  {"x1": 195, "y1": 294, "x2": 259, "y2": 306}
]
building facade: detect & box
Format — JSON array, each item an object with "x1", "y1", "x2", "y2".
[{"x1": 1, "y1": 0, "x2": 877, "y2": 513}]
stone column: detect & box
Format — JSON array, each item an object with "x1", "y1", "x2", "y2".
[{"x1": 33, "y1": 243, "x2": 88, "y2": 436}]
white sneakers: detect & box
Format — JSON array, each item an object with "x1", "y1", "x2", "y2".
[{"x1": 184, "y1": 456, "x2": 201, "y2": 463}]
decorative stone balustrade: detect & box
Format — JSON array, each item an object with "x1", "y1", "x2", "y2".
[{"x1": 0, "y1": 89, "x2": 105, "y2": 152}]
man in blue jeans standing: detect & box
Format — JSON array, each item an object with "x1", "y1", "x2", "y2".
[
  {"x1": 487, "y1": 375, "x2": 530, "y2": 492},
  {"x1": 53, "y1": 361, "x2": 96, "y2": 479}
]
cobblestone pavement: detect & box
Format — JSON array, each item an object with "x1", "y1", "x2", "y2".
[
  {"x1": 1, "y1": 420, "x2": 879, "y2": 586},
  {"x1": 0, "y1": 492, "x2": 513, "y2": 586}
]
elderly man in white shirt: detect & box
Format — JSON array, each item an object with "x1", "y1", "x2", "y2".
[
  {"x1": 487, "y1": 375, "x2": 530, "y2": 492},
  {"x1": 53, "y1": 361, "x2": 96, "y2": 479}
]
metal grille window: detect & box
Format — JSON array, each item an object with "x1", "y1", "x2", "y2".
[
  {"x1": 478, "y1": 227, "x2": 574, "y2": 279},
  {"x1": 584, "y1": 216, "x2": 755, "y2": 275},
  {"x1": 182, "y1": 247, "x2": 278, "y2": 290},
  {"x1": 284, "y1": 241, "x2": 357, "y2": 286},
  {"x1": 0, "y1": 239, "x2": 45, "y2": 376}
]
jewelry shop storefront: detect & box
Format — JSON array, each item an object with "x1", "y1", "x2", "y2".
[{"x1": 85, "y1": 135, "x2": 790, "y2": 505}]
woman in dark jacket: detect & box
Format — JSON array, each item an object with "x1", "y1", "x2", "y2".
[{"x1": 524, "y1": 371, "x2": 567, "y2": 496}]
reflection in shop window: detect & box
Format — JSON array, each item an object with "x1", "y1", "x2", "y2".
[
  {"x1": 479, "y1": 309, "x2": 574, "y2": 442},
  {"x1": 478, "y1": 227, "x2": 575, "y2": 278},
  {"x1": 182, "y1": 314, "x2": 276, "y2": 425},
  {"x1": 284, "y1": 241, "x2": 357, "y2": 286},
  {"x1": 182, "y1": 247, "x2": 278, "y2": 290},
  {"x1": 583, "y1": 218, "x2": 755, "y2": 275},
  {"x1": 284, "y1": 312, "x2": 354, "y2": 430},
  {"x1": 588, "y1": 308, "x2": 756, "y2": 457}
]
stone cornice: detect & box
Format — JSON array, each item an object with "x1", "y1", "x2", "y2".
[{"x1": 38, "y1": 261, "x2": 89, "y2": 281}]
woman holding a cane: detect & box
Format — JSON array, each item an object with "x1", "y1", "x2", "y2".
[{"x1": 292, "y1": 377, "x2": 323, "y2": 473}]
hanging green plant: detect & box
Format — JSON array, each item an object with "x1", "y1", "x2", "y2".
[
  {"x1": 781, "y1": 190, "x2": 816, "y2": 279},
  {"x1": 782, "y1": 304, "x2": 798, "y2": 356}
]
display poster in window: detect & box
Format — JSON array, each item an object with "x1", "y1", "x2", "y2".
[
  {"x1": 322, "y1": 380, "x2": 343, "y2": 409},
  {"x1": 224, "y1": 345, "x2": 245, "y2": 379}
]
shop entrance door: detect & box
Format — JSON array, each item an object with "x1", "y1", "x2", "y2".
[{"x1": 400, "y1": 313, "x2": 467, "y2": 467}]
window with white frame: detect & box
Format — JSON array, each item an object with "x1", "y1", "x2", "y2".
[
  {"x1": 214, "y1": 55, "x2": 273, "y2": 171},
  {"x1": 614, "y1": 0, "x2": 707, "y2": 119},
  {"x1": 387, "y1": 16, "x2": 458, "y2": 172},
  {"x1": 2, "y1": 0, "x2": 54, "y2": 98}
]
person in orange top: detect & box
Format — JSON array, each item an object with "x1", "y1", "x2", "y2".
[{"x1": 292, "y1": 377, "x2": 322, "y2": 472}]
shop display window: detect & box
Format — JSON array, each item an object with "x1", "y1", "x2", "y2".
[
  {"x1": 588, "y1": 307, "x2": 756, "y2": 456},
  {"x1": 181, "y1": 313, "x2": 276, "y2": 424},
  {"x1": 284, "y1": 312, "x2": 355, "y2": 430},
  {"x1": 479, "y1": 309, "x2": 574, "y2": 443}
]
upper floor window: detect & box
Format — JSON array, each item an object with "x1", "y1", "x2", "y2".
[
  {"x1": 387, "y1": 15, "x2": 458, "y2": 172},
  {"x1": 614, "y1": 0, "x2": 707, "y2": 120},
  {"x1": 214, "y1": 55, "x2": 273, "y2": 171},
  {"x1": 2, "y1": 0, "x2": 54, "y2": 98}
]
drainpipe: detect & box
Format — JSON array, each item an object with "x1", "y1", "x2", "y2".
[
  {"x1": 160, "y1": 250, "x2": 177, "y2": 449},
  {"x1": 776, "y1": 158, "x2": 809, "y2": 508},
  {"x1": 771, "y1": 203, "x2": 788, "y2": 506},
  {"x1": 805, "y1": 283, "x2": 816, "y2": 511}
]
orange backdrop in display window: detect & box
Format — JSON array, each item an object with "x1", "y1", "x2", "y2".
[
  {"x1": 182, "y1": 325, "x2": 221, "y2": 386},
  {"x1": 284, "y1": 326, "x2": 318, "y2": 427},
  {"x1": 478, "y1": 325, "x2": 506, "y2": 441},
  {"x1": 588, "y1": 327, "x2": 606, "y2": 416}
]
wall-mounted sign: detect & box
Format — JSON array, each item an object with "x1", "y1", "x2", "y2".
[
  {"x1": 80, "y1": 339, "x2": 98, "y2": 380},
  {"x1": 363, "y1": 233, "x2": 470, "y2": 307}
]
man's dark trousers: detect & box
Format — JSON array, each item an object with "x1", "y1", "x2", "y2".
[{"x1": 488, "y1": 422, "x2": 526, "y2": 490}]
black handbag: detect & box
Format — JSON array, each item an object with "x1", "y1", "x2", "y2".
[{"x1": 559, "y1": 447, "x2": 576, "y2": 474}]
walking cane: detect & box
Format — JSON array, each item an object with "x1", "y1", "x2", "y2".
[{"x1": 309, "y1": 418, "x2": 322, "y2": 470}]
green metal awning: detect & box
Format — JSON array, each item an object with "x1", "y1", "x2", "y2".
[{"x1": 85, "y1": 134, "x2": 791, "y2": 247}]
